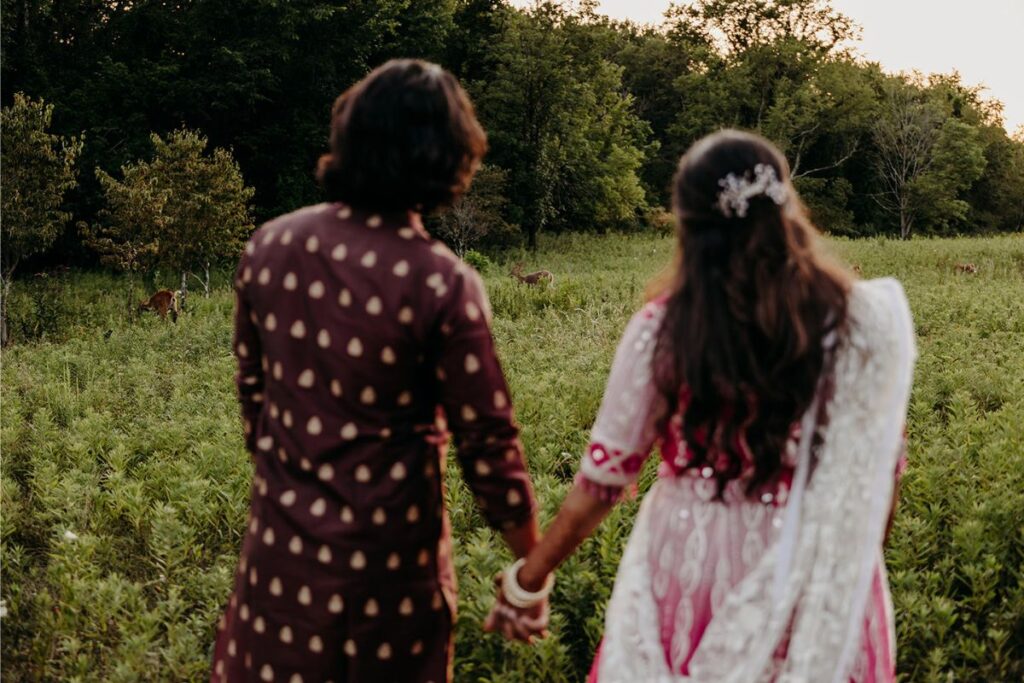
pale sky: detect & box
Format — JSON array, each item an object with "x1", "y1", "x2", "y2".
[{"x1": 520, "y1": 0, "x2": 1024, "y2": 133}]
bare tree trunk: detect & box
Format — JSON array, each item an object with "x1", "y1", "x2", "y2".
[
  {"x1": 204, "y1": 262, "x2": 211, "y2": 298},
  {"x1": 179, "y1": 271, "x2": 189, "y2": 312},
  {"x1": 0, "y1": 273, "x2": 11, "y2": 347}
]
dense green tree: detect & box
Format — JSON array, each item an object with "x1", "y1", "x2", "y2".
[
  {"x1": 761, "y1": 58, "x2": 880, "y2": 232},
  {"x1": 762, "y1": 59, "x2": 877, "y2": 179},
  {"x1": 84, "y1": 130, "x2": 255, "y2": 300},
  {"x1": 601, "y1": 19, "x2": 717, "y2": 200},
  {"x1": 1, "y1": 0, "x2": 460, "y2": 231},
  {"x1": 477, "y1": 1, "x2": 650, "y2": 246},
  {"x1": 0, "y1": 93, "x2": 81, "y2": 345},
  {"x1": 548, "y1": 58, "x2": 651, "y2": 231},
  {"x1": 446, "y1": 0, "x2": 512, "y2": 82},
  {"x1": 913, "y1": 117, "x2": 987, "y2": 235},
  {"x1": 475, "y1": 2, "x2": 571, "y2": 246},
  {"x1": 658, "y1": 0, "x2": 874, "y2": 225}
]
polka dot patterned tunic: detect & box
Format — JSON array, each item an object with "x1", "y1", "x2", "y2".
[{"x1": 211, "y1": 203, "x2": 537, "y2": 683}]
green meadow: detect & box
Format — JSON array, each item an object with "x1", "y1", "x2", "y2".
[{"x1": 2, "y1": 234, "x2": 1022, "y2": 681}]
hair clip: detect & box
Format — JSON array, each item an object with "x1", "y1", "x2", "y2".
[{"x1": 716, "y1": 163, "x2": 788, "y2": 218}]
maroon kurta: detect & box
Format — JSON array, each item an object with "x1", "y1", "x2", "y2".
[{"x1": 211, "y1": 203, "x2": 536, "y2": 683}]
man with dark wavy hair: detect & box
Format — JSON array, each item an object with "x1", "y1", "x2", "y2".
[{"x1": 211, "y1": 60, "x2": 544, "y2": 683}]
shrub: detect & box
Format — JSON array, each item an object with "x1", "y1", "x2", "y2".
[
  {"x1": 463, "y1": 250, "x2": 493, "y2": 272},
  {"x1": 643, "y1": 207, "x2": 675, "y2": 236},
  {"x1": 4, "y1": 271, "x2": 74, "y2": 343}
]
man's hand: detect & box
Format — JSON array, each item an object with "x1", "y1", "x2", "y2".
[{"x1": 482, "y1": 573, "x2": 550, "y2": 644}]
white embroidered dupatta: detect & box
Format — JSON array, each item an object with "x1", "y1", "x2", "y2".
[{"x1": 598, "y1": 278, "x2": 916, "y2": 683}]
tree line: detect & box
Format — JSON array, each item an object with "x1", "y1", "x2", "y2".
[{"x1": 2, "y1": 0, "x2": 1023, "y2": 275}]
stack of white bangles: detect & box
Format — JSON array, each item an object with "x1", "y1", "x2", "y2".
[{"x1": 497, "y1": 558, "x2": 554, "y2": 628}]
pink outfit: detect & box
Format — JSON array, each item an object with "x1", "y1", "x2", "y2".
[{"x1": 580, "y1": 300, "x2": 903, "y2": 683}]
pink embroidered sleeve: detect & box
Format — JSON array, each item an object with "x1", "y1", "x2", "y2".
[{"x1": 578, "y1": 304, "x2": 666, "y2": 502}]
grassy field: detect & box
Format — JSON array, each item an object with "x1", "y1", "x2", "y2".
[{"x1": 2, "y1": 233, "x2": 1023, "y2": 681}]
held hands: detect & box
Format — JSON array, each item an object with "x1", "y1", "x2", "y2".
[{"x1": 483, "y1": 559, "x2": 552, "y2": 644}]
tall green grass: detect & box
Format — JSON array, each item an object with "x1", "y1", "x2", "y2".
[{"x1": 2, "y1": 234, "x2": 1022, "y2": 681}]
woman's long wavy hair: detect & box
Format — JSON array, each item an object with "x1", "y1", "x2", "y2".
[{"x1": 653, "y1": 130, "x2": 853, "y2": 496}]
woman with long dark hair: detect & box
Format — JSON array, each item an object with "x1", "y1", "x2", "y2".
[
  {"x1": 212, "y1": 59, "x2": 542, "y2": 683},
  {"x1": 486, "y1": 130, "x2": 915, "y2": 682}
]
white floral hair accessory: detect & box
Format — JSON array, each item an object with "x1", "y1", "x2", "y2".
[{"x1": 716, "y1": 163, "x2": 788, "y2": 218}]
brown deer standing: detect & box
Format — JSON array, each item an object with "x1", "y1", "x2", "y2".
[
  {"x1": 510, "y1": 262, "x2": 555, "y2": 287},
  {"x1": 954, "y1": 263, "x2": 978, "y2": 274},
  {"x1": 138, "y1": 289, "x2": 182, "y2": 322}
]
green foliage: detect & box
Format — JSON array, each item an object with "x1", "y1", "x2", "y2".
[
  {"x1": 476, "y1": 1, "x2": 651, "y2": 246},
  {"x1": 762, "y1": 58, "x2": 879, "y2": 179},
  {"x1": 795, "y1": 175, "x2": 859, "y2": 235},
  {"x1": 677, "y1": 0, "x2": 859, "y2": 55},
  {"x1": 0, "y1": 93, "x2": 81, "y2": 276},
  {"x1": 3, "y1": 270, "x2": 74, "y2": 343},
  {"x1": 462, "y1": 250, "x2": 494, "y2": 273},
  {"x1": 1, "y1": 0, "x2": 454, "y2": 222},
  {"x1": 912, "y1": 117, "x2": 988, "y2": 234},
  {"x1": 434, "y1": 164, "x2": 519, "y2": 255},
  {"x1": 4, "y1": 0, "x2": 1023, "y2": 259},
  {"x1": 650, "y1": 2, "x2": 1021, "y2": 239},
  {"x1": 873, "y1": 77, "x2": 995, "y2": 239},
  {"x1": 968, "y1": 121, "x2": 1024, "y2": 233},
  {"x1": 84, "y1": 129, "x2": 255, "y2": 286},
  {"x1": 0, "y1": 93, "x2": 81, "y2": 343},
  {"x1": 2, "y1": 234, "x2": 1022, "y2": 681}
]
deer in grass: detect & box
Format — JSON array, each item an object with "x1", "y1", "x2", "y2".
[
  {"x1": 138, "y1": 289, "x2": 182, "y2": 322},
  {"x1": 510, "y1": 262, "x2": 555, "y2": 287},
  {"x1": 954, "y1": 263, "x2": 978, "y2": 274}
]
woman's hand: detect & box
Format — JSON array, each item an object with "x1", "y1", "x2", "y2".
[
  {"x1": 484, "y1": 480, "x2": 616, "y2": 643},
  {"x1": 483, "y1": 573, "x2": 550, "y2": 644}
]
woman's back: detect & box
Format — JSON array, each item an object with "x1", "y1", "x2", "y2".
[
  {"x1": 559, "y1": 131, "x2": 913, "y2": 682},
  {"x1": 648, "y1": 280, "x2": 906, "y2": 679},
  {"x1": 585, "y1": 277, "x2": 912, "y2": 682}
]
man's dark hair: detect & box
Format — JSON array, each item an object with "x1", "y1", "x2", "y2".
[{"x1": 316, "y1": 59, "x2": 487, "y2": 214}]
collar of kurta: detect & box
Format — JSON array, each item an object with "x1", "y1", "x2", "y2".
[{"x1": 330, "y1": 202, "x2": 430, "y2": 240}]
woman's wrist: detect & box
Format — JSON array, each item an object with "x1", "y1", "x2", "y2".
[
  {"x1": 501, "y1": 558, "x2": 553, "y2": 608},
  {"x1": 516, "y1": 560, "x2": 549, "y2": 593}
]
